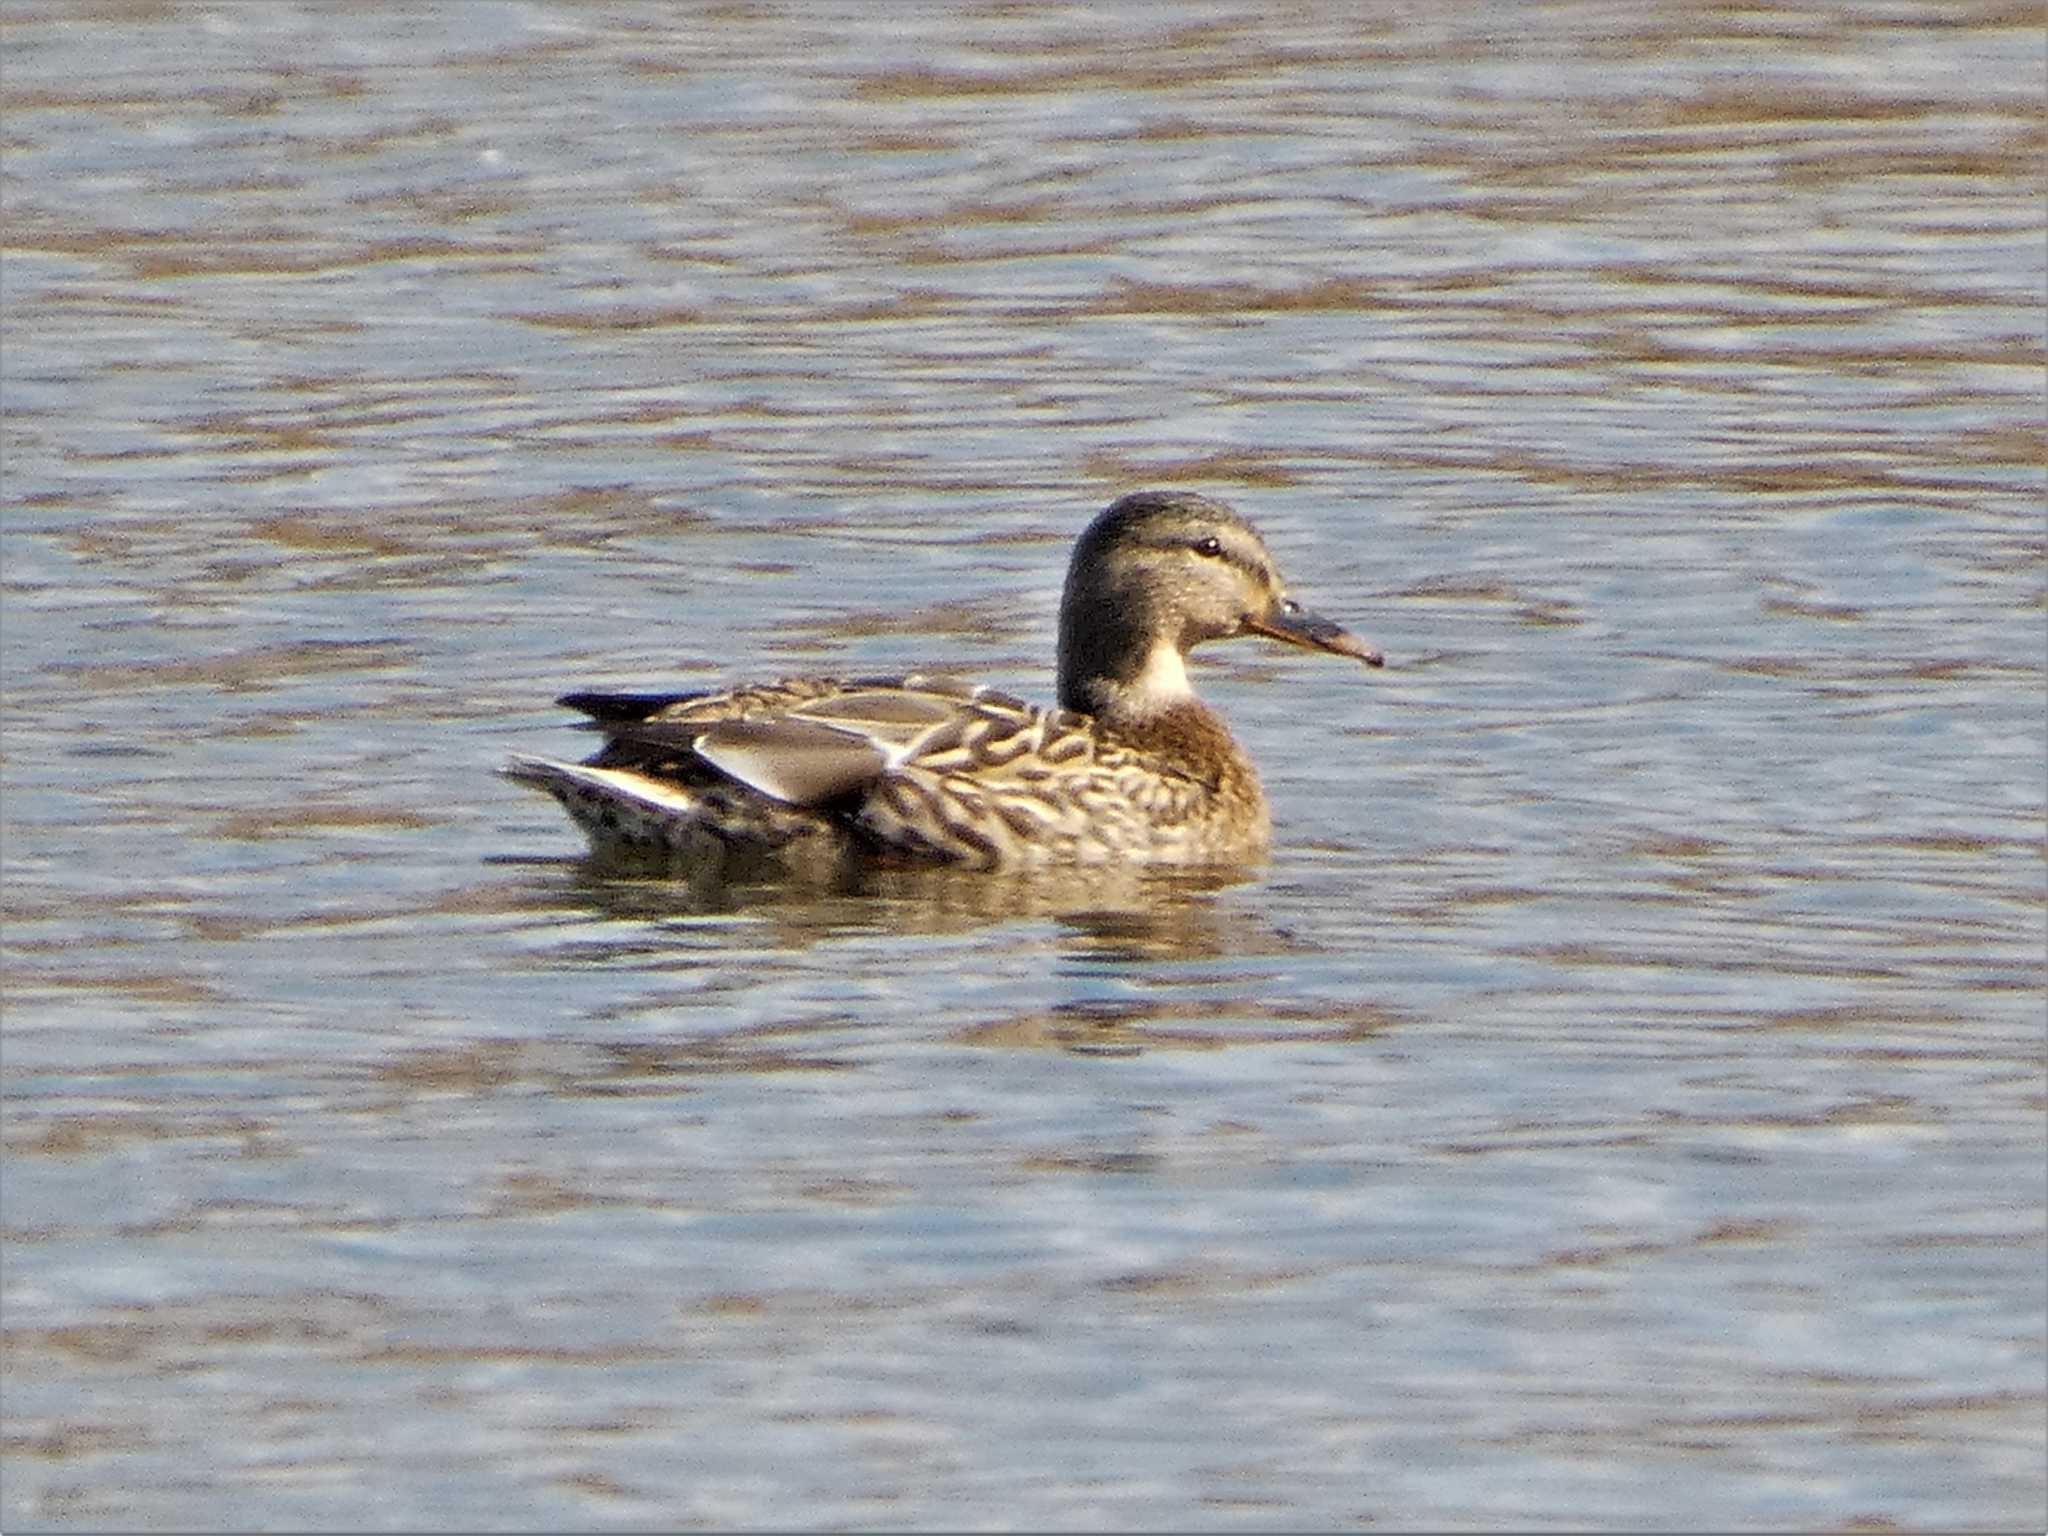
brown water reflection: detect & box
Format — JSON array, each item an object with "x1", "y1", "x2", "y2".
[{"x1": 521, "y1": 852, "x2": 1262, "y2": 941}]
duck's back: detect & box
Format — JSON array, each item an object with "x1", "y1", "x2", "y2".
[{"x1": 505, "y1": 672, "x2": 1270, "y2": 871}]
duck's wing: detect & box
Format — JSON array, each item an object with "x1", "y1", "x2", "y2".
[
  {"x1": 559, "y1": 675, "x2": 859, "y2": 728},
  {"x1": 568, "y1": 674, "x2": 1034, "y2": 809}
]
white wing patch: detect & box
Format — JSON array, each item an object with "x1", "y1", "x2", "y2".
[{"x1": 503, "y1": 755, "x2": 701, "y2": 813}]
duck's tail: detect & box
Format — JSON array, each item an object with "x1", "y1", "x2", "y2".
[
  {"x1": 502, "y1": 755, "x2": 852, "y2": 876},
  {"x1": 502, "y1": 754, "x2": 719, "y2": 855}
]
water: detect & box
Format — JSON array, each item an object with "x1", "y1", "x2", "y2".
[{"x1": 3, "y1": 2, "x2": 2042, "y2": 1529}]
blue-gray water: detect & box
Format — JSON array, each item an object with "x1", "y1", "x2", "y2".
[{"x1": 3, "y1": 3, "x2": 2042, "y2": 1529}]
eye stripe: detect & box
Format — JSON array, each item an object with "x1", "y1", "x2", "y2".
[{"x1": 1143, "y1": 529, "x2": 1265, "y2": 581}]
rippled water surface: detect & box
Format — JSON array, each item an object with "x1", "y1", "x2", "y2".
[{"x1": 4, "y1": 2, "x2": 2043, "y2": 1529}]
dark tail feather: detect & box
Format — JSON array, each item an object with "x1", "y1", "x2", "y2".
[{"x1": 556, "y1": 689, "x2": 709, "y2": 725}]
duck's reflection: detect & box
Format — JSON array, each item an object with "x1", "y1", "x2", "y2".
[
  {"x1": 502, "y1": 846, "x2": 1307, "y2": 966},
  {"x1": 489, "y1": 850, "x2": 1403, "y2": 1052}
]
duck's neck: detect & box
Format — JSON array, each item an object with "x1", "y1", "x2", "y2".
[
  {"x1": 1060, "y1": 637, "x2": 1194, "y2": 723},
  {"x1": 1059, "y1": 591, "x2": 1186, "y2": 716},
  {"x1": 1059, "y1": 613, "x2": 1256, "y2": 779}
]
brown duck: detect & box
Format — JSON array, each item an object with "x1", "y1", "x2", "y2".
[{"x1": 505, "y1": 491, "x2": 1381, "y2": 871}]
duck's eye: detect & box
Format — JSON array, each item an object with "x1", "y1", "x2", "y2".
[{"x1": 1193, "y1": 536, "x2": 1225, "y2": 558}]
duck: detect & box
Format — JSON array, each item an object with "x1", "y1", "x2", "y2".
[{"x1": 504, "y1": 490, "x2": 1382, "y2": 872}]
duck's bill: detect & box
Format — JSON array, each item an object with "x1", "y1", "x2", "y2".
[{"x1": 1244, "y1": 600, "x2": 1384, "y2": 667}]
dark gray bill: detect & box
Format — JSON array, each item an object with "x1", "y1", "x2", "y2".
[{"x1": 1243, "y1": 598, "x2": 1384, "y2": 667}]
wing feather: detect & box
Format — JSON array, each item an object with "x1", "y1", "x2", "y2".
[{"x1": 691, "y1": 718, "x2": 890, "y2": 806}]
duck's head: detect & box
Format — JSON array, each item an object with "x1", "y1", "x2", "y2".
[{"x1": 1056, "y1": 490, "x2": 1382, "y2": 721}]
